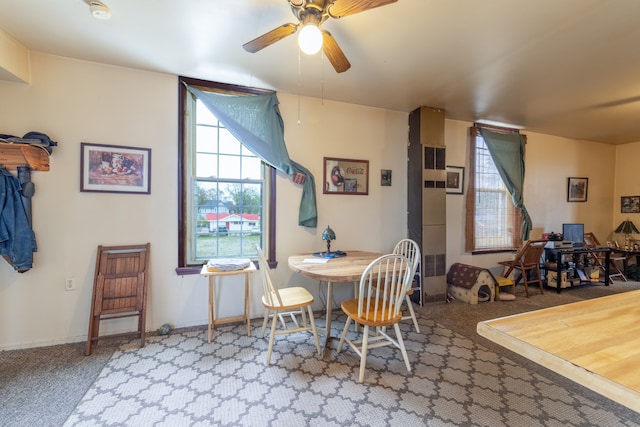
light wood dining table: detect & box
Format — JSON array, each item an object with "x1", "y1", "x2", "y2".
[
  {"x1": 477, "y1": 289, "x2": 640, "y2": 413},
  {"x1": 288, "y1": 250, "x2": 383, "y2": 348}
]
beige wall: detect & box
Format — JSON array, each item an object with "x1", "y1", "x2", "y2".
[
  {"x1": 0, "y1": 29, "x2": 30, "y2": 83},
  {"x1": 0, "y1": 52, "x2": 629, "y2": 349},
  {"x1": 614, "y1": 142, "x2": 640, "y2": 244},
  {"x1": 0, "y1": 53, "x2": 408, "y2": 349},
  {"x1": 445, "y1": 120, "x2": 617, "y2": 269}
]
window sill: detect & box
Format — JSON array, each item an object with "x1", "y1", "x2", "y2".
[{"x1": 175, "y1": 266, "x2": 202, "y2": 276}]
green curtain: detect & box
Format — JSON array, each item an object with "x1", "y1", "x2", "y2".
[
  {"x1": 479, "y1": 128, "x2": 532, "y2": 240},
  {"x1": 186, "y1": 85, "x2": 317, "y2": 228}
]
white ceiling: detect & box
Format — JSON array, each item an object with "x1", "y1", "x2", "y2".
[{"x1": 2, "y1": 0, "x2": 640, "y2": 144}]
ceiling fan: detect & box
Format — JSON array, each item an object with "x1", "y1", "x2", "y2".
[{"x1": 242, "y1": 0, "x2": 398, "y2": 73}]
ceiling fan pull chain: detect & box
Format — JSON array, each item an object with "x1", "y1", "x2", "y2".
[
  {"x1": 321, "y1": 49, "x2": 325, "y2": 105},
  {"x1": 297, "y1": 47, "x2": 302, "y2": 126}
]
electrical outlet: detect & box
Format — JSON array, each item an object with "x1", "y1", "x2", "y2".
[{"x1": 65, "y1": 277, "x2": 76, "y2": 291}]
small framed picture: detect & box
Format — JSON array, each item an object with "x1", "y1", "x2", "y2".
[
  {"x1": 446, "y1": 166, "x2": 464, "y2": 194},
  {"x1": 81, "y1": 142, "x2": 151, "y2": 194},
  {"x1": 621, "y1": 196, "x2": 640, "y2": 213},
  {"x1": 381, "y1": 169, "x2": 392, "y2": 186},
  {"x1": 567, "y1": 177, "x2": 588, "y2": 202}
]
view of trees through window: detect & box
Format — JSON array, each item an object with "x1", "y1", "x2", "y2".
[{"x1": 190, "y1": 98, "x2": 264, "y2": 263}]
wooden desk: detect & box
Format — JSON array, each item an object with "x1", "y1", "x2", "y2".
[
  {"x1": 288, "y1": 251, "x2": 382, "y2": 347},
  {"x1": 200, "y1": 263, "x2": 256, "y2": 343},
  {"x1": 477, "y1": 290, "x2": 640, "y2": 413}
]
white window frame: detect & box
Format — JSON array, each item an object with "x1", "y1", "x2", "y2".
[{"x1": 177, "y1": 77, "x2": 276, "y2": 273}]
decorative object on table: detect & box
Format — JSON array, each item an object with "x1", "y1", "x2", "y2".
[
  {"x1": 323, "y1": 157, "x2": 369, "y2": 195},
  {"x1": 567, "y1": 177, "x2": 588, "y2": 202},
  {"x1": 158, "y1": 323, "x2": 173, "y2": 335},
  {"x1": 445, "y1": 165, "x2": 464, "y2": 194},
  {"x1": 322, "y1": 225, "x2": 336, "y2": 254},
  {"x1": 80, "y1": 142, "x2": 151, "y2": 194},
  {"x1": 621, "y1": 196, "x2": 640, "y2": 213},
  {"x1": 381, "y1": 169, "x2": 392, "y2": 186},
  {"x1": 313, "y1": 226, "x2": 346, "y2": 258},
  {"x1": 614, "y1": 219, "x2": 640, "y2": 248}
]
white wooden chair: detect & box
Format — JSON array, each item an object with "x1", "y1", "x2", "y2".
[
  {"x1": 337, "y1": 254, "x2": 413, "y2": 383},
  {"x1": 392, "y1": 239, "x2": 421, "y2": 332},
  {"x1": 256, "y1": 245, "x2": 321, "y2": 365}
]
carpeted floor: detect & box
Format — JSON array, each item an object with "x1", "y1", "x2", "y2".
[{"x1": 2, "y1": 281, "x2": 640, "y2": 426}]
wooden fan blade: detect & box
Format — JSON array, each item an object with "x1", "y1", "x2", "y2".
[
  {"x1": 243, "y1": 23, "x2": 298, "y2": 53},
  {"x1": 327, "y1": 0, "x2": 397, "y2": 18},
  {"x1": 322, "y1": 30, "x2": 351, "y2": 73}
]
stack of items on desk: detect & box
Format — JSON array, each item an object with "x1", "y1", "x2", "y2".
[{"x1": 207, "y1": 258, "x2": 251, "y2": 272}]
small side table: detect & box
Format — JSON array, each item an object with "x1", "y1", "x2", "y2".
[{"x1": 200, "y1": 263, "x2": 256, "y2": 342}]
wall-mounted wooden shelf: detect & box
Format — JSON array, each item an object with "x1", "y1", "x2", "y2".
[{"x1": 0, "y1": 144, "x2": 50, "y2": 171}]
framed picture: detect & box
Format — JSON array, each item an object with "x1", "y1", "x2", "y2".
[
  {"x1": 621, "y1": 196, "x2": 640, "y2": 213},
  {"x1": 323, "y1": 157, "x2": 369, "y2": 195},
  {"x1": 81, "y1": 142, "x2": 151, "y2": 194},
  {"x1": 567, "y1": 177, "x2": 588, "y2": 202},
  {"x1": 381, "y1": 169, "x2": 392, "y2": 186},
  {"x1": 446, "y1": 165, "x2": 464, "y2": 194}
]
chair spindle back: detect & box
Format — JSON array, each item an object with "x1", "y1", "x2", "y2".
[
  {"x1": 393, "y1": 238, "x2": 421, "y2": 283},
  {"x1": 256, "y1": 245, "x2": 283, "y2": 307},
  {"x1": 359, "y1": 254, "x2": 412, "y2": 322}
]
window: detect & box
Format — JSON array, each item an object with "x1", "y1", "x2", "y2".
[
  {"x1": 466, "y1": 126, "x2": 522, "y2": 253},
  {"x1": 177, "y1": 77, "x2": 275, "y2": 273}
]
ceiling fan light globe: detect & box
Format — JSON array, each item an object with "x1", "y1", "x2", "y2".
[
  {"x1": 90, "y1": 1, "x2": 112, "y2": 19},
  {"x1": 298, "y1": 24, "x2": 323, "y2": 55}
]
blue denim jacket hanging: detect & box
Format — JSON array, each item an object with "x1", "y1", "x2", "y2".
[{"x1": 0, "y1": 167, "x2": 37, "y2": 272}]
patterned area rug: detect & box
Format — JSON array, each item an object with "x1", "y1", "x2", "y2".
[{"x1": 64, "y1": 315, "x2": 640, "y2": 426}]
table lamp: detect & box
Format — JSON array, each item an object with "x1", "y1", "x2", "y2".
[
  {"x1": 322, "y1": 225, "x2": 336, "y2": 255},
  {"x1": 614, "y1": 219, "x2": 639, "y2": 248}
]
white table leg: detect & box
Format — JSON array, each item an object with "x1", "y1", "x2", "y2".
[
  {"x1": 208, "y1": 276, "x2": 215, "y2": 343},
  {"x1": 324, "y1": 281, "x2": 334, "y2": 347},
  {"x1": 244, "y1": 272, "x2": 251, "y2": 336}
]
